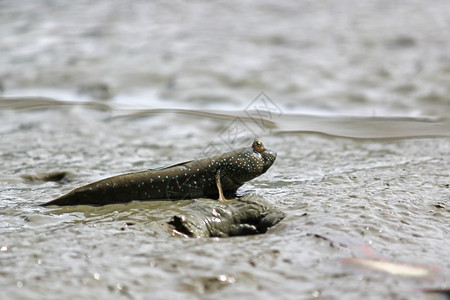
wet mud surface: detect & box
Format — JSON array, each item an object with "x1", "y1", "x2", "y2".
[{"x1": 1, "y1": 104, "x2": 448, "y2": 300}]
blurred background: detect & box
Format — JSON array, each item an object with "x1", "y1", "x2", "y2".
[{"x1": 1, "y1": 0, "x2": 449, "y2": 116}]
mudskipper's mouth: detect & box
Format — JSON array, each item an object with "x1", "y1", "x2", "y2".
[
  {"x1": 265, "y1": 149, "x2": 277, "y2": 162},
  {"x1": 262, "y1": 149, "x2": 277, "y2": 173}
]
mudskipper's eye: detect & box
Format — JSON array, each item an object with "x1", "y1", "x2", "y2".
[{"x1": 253, "y1": 140, "x2": 265, "y2": 153}]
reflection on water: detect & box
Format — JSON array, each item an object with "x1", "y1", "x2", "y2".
[{"x1": 2, "y1": 96, "x2": 450, "y2": 140}]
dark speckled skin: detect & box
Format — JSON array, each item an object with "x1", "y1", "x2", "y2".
[{"x1": 42, "y1": 139, "x2": 277, "y2": 206}]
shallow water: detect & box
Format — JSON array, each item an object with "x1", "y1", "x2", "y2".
[{"x1": 1, "y1": 1, "x2": 450, "y2": 299}]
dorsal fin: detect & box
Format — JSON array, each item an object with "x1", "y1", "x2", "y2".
[{"x1": 150, "y1": 160, "x2": 194, "y2": 171}]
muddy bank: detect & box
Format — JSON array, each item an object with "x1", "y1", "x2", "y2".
[
  {"x1": 168, "y1": 195, "x2": 285, "y2": 238},
  {"x1": 43, "y1": 194, "x2": 285, "y2": 238},
  {"x1": 1, "y1": 104, "x2": 448, "y2": 300}
]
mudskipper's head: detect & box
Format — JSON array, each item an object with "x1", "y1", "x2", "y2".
[
  {"x1": 222, "y1": 139, "x2": 277, "y2": 184},
  {"x1": 251, "y1": 139, "x2": 277, "y2": 174}
]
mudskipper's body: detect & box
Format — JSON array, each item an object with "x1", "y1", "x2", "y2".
[{"x1": 42, "y1": 139, "x2": 277, "y2": 206}]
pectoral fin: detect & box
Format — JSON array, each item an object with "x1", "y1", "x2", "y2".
[{"x1": 215, "y1": 169, "x2": 227, "y2": 202}]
